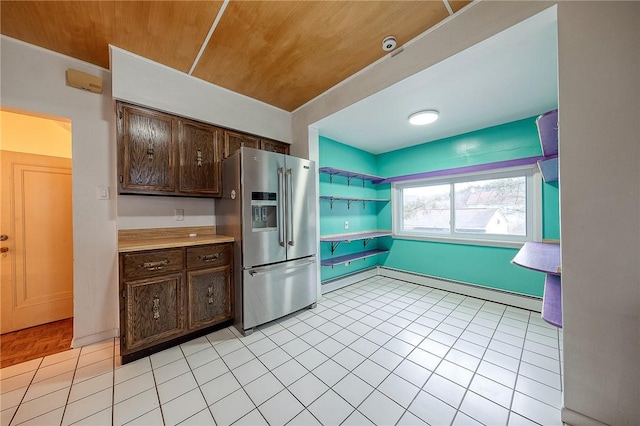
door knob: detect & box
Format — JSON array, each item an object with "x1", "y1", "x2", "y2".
[
  {"x1": 0, "y1": 247, "x2": 8, "y2": 253},
  {"x1": 0, "y1": 235, "x2": 7, "y2": 241}
]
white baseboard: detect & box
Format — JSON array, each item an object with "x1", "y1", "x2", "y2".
[
  {"x1": 321, "y1": 267, "x2": 378, "y2": 294},
  {"x1": 320, "y1": 266, "x2": 542, "y2": 312},
  {"x1": 380, "y1": 267, "x2": 542, "y2": 312},
  {"x1": 71, "y1": 328, "x2": 119, "y2": 348},
  {"x1": 561, "y1": 407, "x2": 609, "y2": 426}
]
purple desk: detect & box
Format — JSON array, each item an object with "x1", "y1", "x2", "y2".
[
  {"x1": 511, "y1": 242, "x2": 561, "y2": 275},
  {"x1": 512, "y1": 242, "x2": 563, "y2": 328},
  {"x1": 542, "y1": 274, "x2": 562, "y2": 328}
]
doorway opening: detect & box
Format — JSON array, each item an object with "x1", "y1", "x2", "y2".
[{"x1": 0, "y1": 108, "x2": 74, "y2": 368}]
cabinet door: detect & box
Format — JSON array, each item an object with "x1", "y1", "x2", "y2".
[
  {"x1": 224, "y1": 131, "x2": 259, "y2": 158},
  {"x1": 118, "y1": 103, "x2": 176, "y2": 194},
  {"x1": 123, "y1": 273, "x2": 184, "y2": 352},
  {"x1": 260, "y1": 139, "x2": 290, "y2": 155},
  {"x1": 178, "y1": 119, "x2": 222, "y2": 196},
  {"x1": 187, "y1": 266, "x2": 232, "y2": 329}
]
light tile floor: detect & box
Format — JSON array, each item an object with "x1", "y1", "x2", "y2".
[{"x1": 0, "y1": 277, "x2": 563, "y2": 425}]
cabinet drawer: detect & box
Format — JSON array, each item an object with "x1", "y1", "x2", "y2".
[
  {"x1": 122, "y1": 248, "x2": 184, "y2": 279},
  {"x1": 186, "y1": 244, "x2": 230, "y2": 270}
]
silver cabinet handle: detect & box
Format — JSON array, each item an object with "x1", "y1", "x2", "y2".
[
  {"x1": 286, "y1": 168, "x2": 294, "y2": 246},
  {"x1": 278, "y1": 167, "x2": 286, "y2": 247},
  {"x1": 248, "y1": 258, "x2": 316, "y2": 276},
  {"x1": 207, "y1": 286, "x2": 214, "y2": 304},
  {"x1": 141, "y1": 259, "x2": 169, "y2": 270},
  {"x1": 198, "y1": 253, "x2": 220, "y2": 262},
  {"x1": 152, "y1": 295, "x2": 160, "y2": 320}
]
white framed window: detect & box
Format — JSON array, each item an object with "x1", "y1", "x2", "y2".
[{"x1": 392, "y1": 165, "x2": 542, "y2": 247}]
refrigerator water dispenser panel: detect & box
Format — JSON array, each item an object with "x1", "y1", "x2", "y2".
[{"x1": 251, "y1": 192, "x2": 277, "y2": 231}]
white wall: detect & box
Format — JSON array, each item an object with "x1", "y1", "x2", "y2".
[
  {"x1": 558, "y1": 2, "x2": 640, "y2": 425},
  {"x1": 1, "y1": 36, "x2": 118, "y2": 346},
  {"x1": 110, "y1": 47, "x2": 291, "y2": 143},
  {"x1": 293, "y1": 1, "x2": 640, "y2": 424},
  {"x1": 110, "y1": 47, "x2": 293, "y2": 230}
]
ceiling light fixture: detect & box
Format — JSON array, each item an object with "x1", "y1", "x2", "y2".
[{"x1": 408, "y1": 110, "x2": 439, "y2": 125}]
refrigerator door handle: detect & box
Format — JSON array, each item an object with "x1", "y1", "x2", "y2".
[
  {"x1": 277, "y1": 167, "x2": 286, "y2": 247},
  {"x1": 286, "y1": 168, "x2": 294, "y2": 246},
  {"x1": 248, "y1": 258, "x2": 316, "y2": 276}
]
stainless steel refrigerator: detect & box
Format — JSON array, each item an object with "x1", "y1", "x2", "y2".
[{"x1": 216, "y1": 147, "x2": 317, "y2": 335}]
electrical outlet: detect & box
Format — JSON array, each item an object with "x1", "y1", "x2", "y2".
[
  {"x1": 175, "y1": 209, "x2": 184, "y2": 221},
  {"x1": 344, "y1": 220, "x2": 349, "y2": 230}
]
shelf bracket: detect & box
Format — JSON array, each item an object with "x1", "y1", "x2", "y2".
[
  {"x1": 363, "y1": 238, "x2": 373, "y2": 248},
  {"x1": 347, "y1": 199, "x2": 353, "y2": 210},
  {"x1": 330, "y1": 241, "x2": 342, "y2": 254},
  {"x1": 329, "y1": 197, "x2": 335, "y2": 209}
]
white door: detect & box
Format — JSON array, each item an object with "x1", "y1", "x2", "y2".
[{"x1": 1, "y1": 150, "x2": 73, "y2": 333}]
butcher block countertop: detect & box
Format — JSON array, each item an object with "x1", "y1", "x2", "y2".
[{"x1": 118, "y1": 226, "x2": 233, "y2": 253}]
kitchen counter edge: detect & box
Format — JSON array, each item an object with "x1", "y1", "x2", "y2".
[{"x1": 118, "y1": 235, "x2": 234, "y2": 253}]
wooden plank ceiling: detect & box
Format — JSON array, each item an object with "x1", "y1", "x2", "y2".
[{"x1": 0, "y1": 1, "x2": 471, "y2": 111}]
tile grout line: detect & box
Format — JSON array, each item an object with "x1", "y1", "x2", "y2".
[
  {"x1": 317, "y1": 278, "x2": 463, "y2": 424},
  {"x1": 5, "y1": 356, "x2": 44, "y2": 426},
  {"x1": 148, "y1": 351, "x2": 166, "y2": 426},
  {"x1": 506, "y1": 312, "x2": 534, "y2": 425},
  {"x1": 111, "y1": 338, "x2": 116, "y2": 426},
  {"x1": 2, "y1": 277, "x2": 564, "y2": 426}
]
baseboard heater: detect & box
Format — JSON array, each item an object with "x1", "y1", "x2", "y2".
[
  {"x1": 321, "y1": 266, "x2": 542, "y2": 312},
  {"x1": 321, "y1": 267, "x2": 378, "y2": 294}
]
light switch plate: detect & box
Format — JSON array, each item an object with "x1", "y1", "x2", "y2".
[
  {"x1": 96, "y1": 186, "x2": 110, "y2": 200},
  {"x1": 175, "y1": 209, "x2": 184, "y2": 221}
]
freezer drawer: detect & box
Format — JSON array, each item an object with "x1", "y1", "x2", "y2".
[{"x1": 241, "y1": 257, "x2": 317, "y2": 332}]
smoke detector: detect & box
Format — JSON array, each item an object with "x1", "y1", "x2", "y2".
[{"x1": 382, "y1": 36, "x2": 397, "y2": 52}]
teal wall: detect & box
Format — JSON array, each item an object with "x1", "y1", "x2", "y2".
[
  {"x1": 319, "y1": 117, "x2": 561, "y2": 297},
  {"x1": 319, "y1": 137, "x2": 388, "y2": 282}
]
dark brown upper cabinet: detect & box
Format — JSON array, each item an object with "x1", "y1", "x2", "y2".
[
  {"x1": 223, "y1": 130, "x2": 259, "y2": 159},
  {"x1": 260, "y1": 138, "x2": 290, "y2": 155},
  {"x1": 117, "y1": 102, "x2": 290, "y2": 197},
  {"x1": 118, "y1": 103, "x2": 176, "y2": 194},
  {"x1": 178, "y1": 119, "x2": 222, "y2": 196},
  {"x1": 117, "y1": 102, "x2": 222, "y2": 198}
]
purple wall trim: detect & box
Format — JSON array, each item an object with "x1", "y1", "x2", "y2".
[{"x1": 380, "y1": 155, "x2": 547, "y2": 184}]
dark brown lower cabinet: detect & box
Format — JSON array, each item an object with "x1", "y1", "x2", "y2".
[
  {"x1": 123, "y1": 273, "x2": 184, "y2": 352},
  {"x1": 119, "y1": 243, "x2": 233, "y2": 363},
  {"x1": 187, "y1": 266, "x2": 232, "y2": 329}
]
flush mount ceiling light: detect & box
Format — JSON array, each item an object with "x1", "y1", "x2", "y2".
[{"x1": 408, "y1": 110, "x2": 439, "y2": 125}]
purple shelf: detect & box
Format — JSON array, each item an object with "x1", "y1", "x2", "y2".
[
  {"x1": 320, "y1": 195, "x2": 390, "y2": 209},
  {"x1": 319, "y1": 195, "x2": 389, "y2": 203},
  {"x1": 511, "y1": 242, "x2": 561, "y2": 275},
  {"x1": 537, "y1": 157, "x2": 558, "y2": 183},
  {"x1": 319, "y1": 167, "x2": 385, "y2": 185},
  {"x1": 536, "y1": 109, "x2": 559, "y2": 157},
  {"x1": 542, "y1": 274, "x2": 562, "y2": 328},
  {"x1": 321, "y1": 249, "x2": 389, "y2": 267},
  {"x1": 320, "y1": 231, "x2": 392, "y2": 242}
]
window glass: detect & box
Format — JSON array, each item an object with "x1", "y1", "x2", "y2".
[{"x1": 393, "y1": 167, "x2": 538, "y2": 245}]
